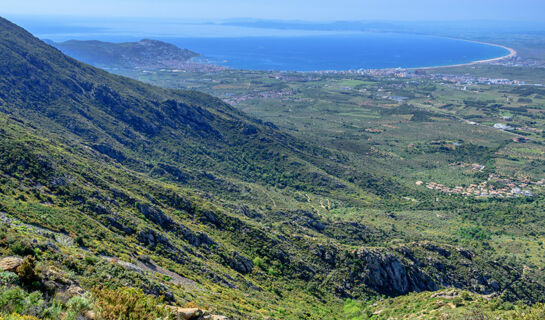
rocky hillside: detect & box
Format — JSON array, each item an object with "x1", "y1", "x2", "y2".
[
  {"x1": 48, "y1": 39, "x2": 199, "y2": 69},
  {"x1": 0, "y1": 16, "x2": 544, "y2": 320}
]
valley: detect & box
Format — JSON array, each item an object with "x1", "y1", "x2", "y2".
[{"x1": 1, "y1": 15, "x2": 545, "y2": 320}]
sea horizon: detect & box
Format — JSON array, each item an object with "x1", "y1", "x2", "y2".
[{"x1": 11, "y1": 16, "x2": 511, "y2": 71}]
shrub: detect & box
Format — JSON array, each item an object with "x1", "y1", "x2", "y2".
[
  {"x1": 92, "y1": 287, "x2": 170, "y2": 320},
  {"x1": 267, "y1": 267, "x2": 278, "y2": 276},
  {"x1": 509, "y1": 303, "x2": 545, "y2": 319},
  {"x1": 15, "y1": 257, "x2": 38, "y2": 288},
  {"x1": 1, "y1": 314, "x2": 41, "y2": 320},
  {"x1": 0, "y1": 287, "x2": 48, "y2": 318},
  {"x1": 7, "y1": 239, "x2": 33, "y2": 257},
  {"x1": 343, "y1": 298, "x2": 370, "y2": 319},
  {"x1": 0, "y1": 286, "x2": 26, "y2": 314},
  {"x1": 452, "y1": 297, "x2": 464, "y2": 307},
  {"x1": 461, "y1": 291, "x2": 473, "y2": 301},
  {"x1": 182, "y1": 301, "x2": 199, "y2": 309},
  {"x1": 19, "y1": 291, "x2": 45, "y2": 318},
  {"x1": 252, "y1": 256, "x2": 265, "y2": 269},
  {"x1": 65, "y1": 296, "x2": 91, "y2": 320},
  {"x1": 0, "y1": 272, "x2": 19, "y2": 287},
  {"x1": 137, "y1": 255, "x2": 151, "y2": 264}
]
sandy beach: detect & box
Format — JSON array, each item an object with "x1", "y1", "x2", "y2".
[{"x1": 410, "y1": 38, "x2": 517, "y2": 70}]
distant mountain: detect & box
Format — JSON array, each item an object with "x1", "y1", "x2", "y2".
[
  {"x1": 220, "y1": 19, "x2": 545, "y2": 39},
  {"x1": 49, "y1": 38, "x2": 199, "y2": 69},
  {"x1": 219, "y1": 19, "x2": 404, "y2": 33}
]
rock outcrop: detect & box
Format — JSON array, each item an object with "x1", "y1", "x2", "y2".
[
  {"x1": 0, "y1": 256, "x2": 23, "y2": 272},
  {"x1": 349, "y1": 247, "x2": 437, "y2": 296},
  {"x1": 227, "y1": 251, "x2": 254, "y2": 274},
  {"x1": 167, "y1": 307, "x2": 203, "y2": 320},
  {"x1": 167, "y1": 306, "x2": 228, "y2": 320}
]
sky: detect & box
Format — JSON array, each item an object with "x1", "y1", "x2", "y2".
[{"x1": 1, "y1": 0, "x2": 544, "y2": 22}]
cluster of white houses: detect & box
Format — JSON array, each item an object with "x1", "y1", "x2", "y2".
[{"x1": 417, "y1": 174, "x2": 543, "y2": 198}]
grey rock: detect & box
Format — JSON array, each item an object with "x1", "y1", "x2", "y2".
[
  {"x1": 137, "y1": 228, "x2": 171, "y2": 249},
  {"x1": 138, "y1": 203, "x2": 174, "y2": 229},
  {"x1": 349, "y1": 247, "x2": 437, "y2": 295},
  {"x1": 228, "y1": 251, "x2": 254, "y2": 274}
]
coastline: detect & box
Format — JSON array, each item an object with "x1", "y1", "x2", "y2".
[
  {"x1": 175, "y1": 34, "x2": 519, "y2": 72},
  {"x1": 408, "y1": 38, "x2": 517, "y2": 70}
]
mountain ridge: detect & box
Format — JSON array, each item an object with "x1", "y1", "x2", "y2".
[
  {"x1": 0, "y1": 16, "x2": 545, "y2": 319},
  {"x1": 48, "y1": 38, "x2": 200, "y2": 70}
]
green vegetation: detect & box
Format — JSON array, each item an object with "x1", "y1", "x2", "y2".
[
  {"x1": 92, "y1": 287, "x2": 169, "y2": 320},
  {"x1": 50, "y1": 39, "x2": 199, "y2": 70},
  {"x1": 344, "y1": 290, "x2": 545, "y2": 319},
  {"x1": 1, "y1": 16, "x2": 545, "y2": 319}
]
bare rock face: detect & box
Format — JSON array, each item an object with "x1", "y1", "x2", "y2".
[
  {"x1": 137, "y1": 203, "x2": 174, "y2": 229},
  {"x1": 0, "y1": 256, "x2": 23, "y2": 272},
  {"x1": 326, "y1": 246, "x2": 439, "y2": 297},
  {"x1": 352, "y1": 247, "x2": 437, "y2": 296},
  {"x1": 228, "y1": 251, "x2": 254, "y2": 274}
]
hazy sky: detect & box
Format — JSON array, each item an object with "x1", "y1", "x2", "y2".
[{"x1": 2, "y1": 0, "x2": 544, "y2": 22}]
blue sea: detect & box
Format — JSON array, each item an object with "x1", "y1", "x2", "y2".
[
  {"x1": 165, "y1": 34, "x2": 508, "y2": 71},
  {"x1": 12, "y1": 16, "x2": 509, "y2": 71}
]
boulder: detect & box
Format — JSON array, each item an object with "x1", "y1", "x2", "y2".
[
  {"x1": 0, "y1": 256, "x2": 23, "y2": 272},
  {"x1": 67, "y1": 284, "x2": 85, "y2": 296},
  {"x1": 203, "y1": 316, "x2": 229, "y2": 320},
  {"x1": 166, "y1": 306, "x2": 229, "y2": 320},
  {"x1": 167, "y1": 307, "x2": 204, "y2": 320},
  {"x1": 228, "y1": 251, "x2": 254, "y2": 274},
  {"x1": 83, "y1": 310, "x2": 96, "y2": 320}
]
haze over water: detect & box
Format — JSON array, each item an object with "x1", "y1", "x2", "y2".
[{"x1": 17, "y1": 17, "x2": 510, "y2": 71}]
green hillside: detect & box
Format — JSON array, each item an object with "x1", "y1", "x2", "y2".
[
  {"x1": 48, "y1": 39, "x2": 199, "y2": 70},
  {"x1": 0, "y1": 17, "x2": 544, "y2": 320}
]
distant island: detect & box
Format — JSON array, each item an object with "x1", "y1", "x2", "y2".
[{"x1": 47, "y1": 39, "x2": 200, "y2": 69}]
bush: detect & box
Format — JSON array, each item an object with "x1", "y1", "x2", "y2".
[
  {"x1": 461, "y1": 291, "x2": 473, "y2": 301},
  {"x1": 7, "y1": 239, "x2": 34, "y2": 257},
  {"x1": 252, "y1": 256, "x2": 264, "y2": 269},
  {"x1": 0, "y1": 286, "x2": 26, "y2": 314},
  {"x1": 92, "y1": 287, "x2": 170, "y2": 320},
  {"x1": 452, "y1": 297, "x2": 464, "y2": 307},
  {"x1": 137, "y1": 255, "x2": 151, "y2": 264},
  {"x1": 15, "y1": 257, "x2": 39, "y2": 288},
  {"x1": 267, "y1": 267, "x2": 278, "y2": 276},
  {"x1": 0, "y1": 272, "x2": 19, "y2": 287},
  {"x1": 65, "y1": 296, "x2": 91, "y2": 320},
  {"x1": 510, "y1": 303, "x2": 545, "y2": 319},
  {"x1": 458, "y1": 226, "x2": 491, "y2": 241},
  {"x1": 0, "y1": 287, "x2": 49, "y2": 318},
  {"x1": 1, "y1": 314, "x2": 41, "y2": 320}
]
